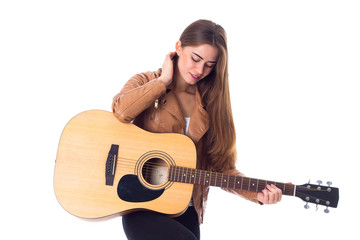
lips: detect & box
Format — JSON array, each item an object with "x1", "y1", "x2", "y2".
[{"x1": 190, "y1": 73, "x2": 200, "y2": 81}]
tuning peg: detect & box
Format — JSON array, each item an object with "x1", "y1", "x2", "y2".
[
  {"x1": 326, "y1": 181, "x2": 332, "y2": 187},
  {"x1": 304, "y1": 197, "x2": 310, "y2": 209},
  {"x1": 315, "y1": 199, "x2": 320, "y2": 211},
  {"x1": 324, "y1": 207, "x2": 330, "y2": 213},
  {"x1": 316, "y1": 180, "x2": 322, "y2": 185}
]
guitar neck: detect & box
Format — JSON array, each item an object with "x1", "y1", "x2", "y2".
[{"x1": 169, "y1": 166, "x2": 295, "y2": 196}]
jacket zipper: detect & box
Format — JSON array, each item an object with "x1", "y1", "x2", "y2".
[{"x1": 151, "y1": 99, "x2": 159, "y2": 119}]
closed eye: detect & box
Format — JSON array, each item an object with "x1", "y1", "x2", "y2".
[
  {"x1": 205, "y1": 63, "x2": 216, "y2": 69},
  {"x1": 191, "y1": 56, "x2": 200, "y2": 62},
  {"x1": 191, "y1": 52, "x2": 217, "y2": 68}
]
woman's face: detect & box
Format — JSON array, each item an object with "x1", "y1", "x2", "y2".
[{"x1": 176, "y1": 42, "x2": 219, "y2": 85}]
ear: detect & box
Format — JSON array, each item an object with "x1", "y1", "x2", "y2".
[{"x1": 175, "y1": 41, "x2": 182, "y2": 56}]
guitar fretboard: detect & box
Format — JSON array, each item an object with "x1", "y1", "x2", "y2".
[{"x1": 168, "y1": 166, "x2": 295, "y2": 196}]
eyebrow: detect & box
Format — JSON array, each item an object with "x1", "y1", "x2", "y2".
[{"x1": 192, "y1": 52, "x2": 217, "y2": 64}]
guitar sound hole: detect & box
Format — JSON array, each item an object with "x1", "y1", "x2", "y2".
[{"x1": 142, "y1": 158, "x2": 169, "y2": 186}]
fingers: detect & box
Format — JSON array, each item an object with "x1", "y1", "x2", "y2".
[
  {"x1": 168, "y1": 51, "x2": 177, "y2": 60},
  {"x1": 258, "y1": 184, "x2": 283, "y2": 204},
  {"x1": 159, "y1": 52, "x2": 176, "y2": 87},
  {"x1": 268, "y1": 184, "x2": 282, "y2": 203},
  {"x1": 164, "y1": 51, "x2": 176, "y2": 62}
]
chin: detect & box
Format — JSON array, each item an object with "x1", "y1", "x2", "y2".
[{"x1": 185, "y1": 79, "x2": 199, "y2": 86}]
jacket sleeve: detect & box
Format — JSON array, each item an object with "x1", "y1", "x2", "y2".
[
  {"x1": 221, "y1": 168, "x2": 263, "y2": 205},
  {"x1": 112, "y1": 70, "x2": 166, "y2": 123}
]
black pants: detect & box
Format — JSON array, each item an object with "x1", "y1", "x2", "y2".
[{"x1": 122, "y1": 207, "x2": 200, "y2": 240}]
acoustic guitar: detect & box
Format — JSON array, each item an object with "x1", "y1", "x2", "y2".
[{"x1": 54, "y1": 110, "x2": 339, "y2": 219}]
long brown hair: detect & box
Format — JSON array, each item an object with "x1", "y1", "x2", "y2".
[{"x1": 179, "y1": 19, "x2": 236, "y2": 172}]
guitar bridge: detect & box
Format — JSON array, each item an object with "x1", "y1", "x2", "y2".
[{"x1": 105, "y1": 144, "x2": 119, "y2": 186}]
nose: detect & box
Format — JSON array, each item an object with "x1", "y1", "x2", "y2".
[{"x1": 195, "y1": 63, "x2": 204, "y2": 76}]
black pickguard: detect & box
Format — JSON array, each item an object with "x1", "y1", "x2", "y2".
[{"x1": 117, "y1": 174, "x2": 164, "y2": 202}]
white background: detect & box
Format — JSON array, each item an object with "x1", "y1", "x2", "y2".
[{"x1": 1, "y1": 0, "x2": 359, "y2": 239}]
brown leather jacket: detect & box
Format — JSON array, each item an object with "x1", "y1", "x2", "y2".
[{"x1": 112, "y1": 69, "x2": 260, "y2": 224}]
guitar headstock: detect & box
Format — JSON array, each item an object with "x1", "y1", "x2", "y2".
[{"x1": 295, "y1": 180, "x2": 339, "y2": 213}]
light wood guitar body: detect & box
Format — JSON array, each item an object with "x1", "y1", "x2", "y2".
[{"x1": 54, "y1": 110, "x2": 196, "y2": 219}]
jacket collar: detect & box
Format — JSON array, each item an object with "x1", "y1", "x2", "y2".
[
  {"x1": 188, "y1": 87, "x2": 209, "y2": 144},
  {"x1": 162, "y1": 85, "x2": 209, "y2": 145}
]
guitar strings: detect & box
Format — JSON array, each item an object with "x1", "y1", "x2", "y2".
[
  {"x1": 117, "y1": 162, "x2": 279, "y2": 188},
  {"x1": 115, "y1": 160, "x2": 330, "y2": 206},
  {"x1": 116, "y1": 158, "x2": 224, "y2": 182},
  {"x1": 114, "y1": 157, "x2": 294, "y2": 193},
  {"x1": 115, "y1": 157, "x2": 293, "y2": 186},
  {"x1": 116, "y1": 157, "x2": 277, "y2": 185},
  {"x1": 120, "y1": 161, "x2": 284, "y2": 189},
  {"x1": 115, "y1": 159, "x2": 328, "y2": 203},
  {"x1": 109, "y1": 156, "x2": 330, "y2": 204}
]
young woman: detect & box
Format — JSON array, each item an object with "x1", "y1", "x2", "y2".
[{"x1": 112, "y1": 19, "x2": 283, "y2": 240}]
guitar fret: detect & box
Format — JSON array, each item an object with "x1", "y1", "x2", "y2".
[
  {"x1": 188, "y1": 168, "x2": 190, "y2": 183},
  {"x1": 226, "y1": 174, "x2": 229, "y2": 187},
  {"x1": 189, "y1": 168, "x2": 193, "y2": 183},
  {"x1": 169, "y1": 166, "x2": 172, "y2": 181},
  {"x1": 176, "y1": 166, "x2": 180, "y2": 182},
  {"x1": 198, "y1": 169, "x2": 201, "y2": 185},
  {"x1": 188, "y1": 168, "x2": 191, "y2": 183},
  {"x1": 190, "y1": 168, "x2": 194, "y2": 184},
  {"x1": 176, "y1": 167, "x2": 179, "y2": 182},
  {"x1": 185, "y1": 168, "x2": 188, "y2": 183},
  {"x1": 170, "y1": 166, "x2": 173, "y2": 181},
  {"x1": 176, "y1": 167, "x2": 180, "y2": 182},
  {"x1": 258, "y1": 180, "x2": 266, "y2": 192},
  {"x1": 181, "y1": 167, "x2": 184, "y2": 183},
  {"x1": 285, "y1": 184, "x2": 290, "y2": 195},
  {"x1": 170, "y1": 166, "x2": 174, "y2": 181},
  {"x1": 233, "y1": 175, "x2": 237, "y2": 188},
  {"x1": 184, "y1": 168, "x2": 187, "y2": 183},
  {"x1": 235, "y1": 176, "x2": 246, "y2": 190},
  {"x1": 178, "y1": 167, "x2": 181, "y2": 182},
  {"x1": 182, "y1": 168, "x2": 185, "y2": 183},
  {"x1": 249, "y1": 178, "x2": 255, "y2": 192},
  {"x1": 173, "y1": 166, "x2": 176, "y2": 182}
]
